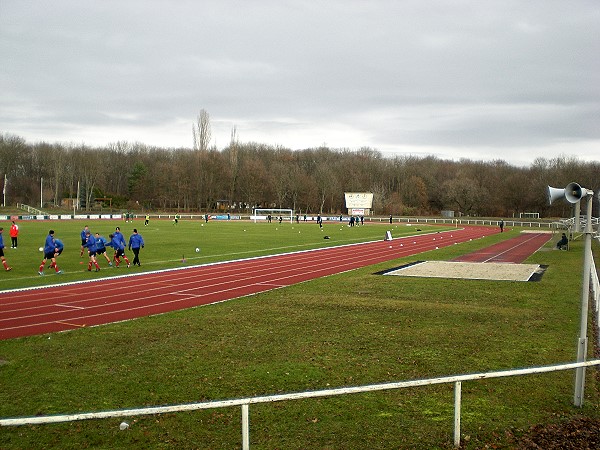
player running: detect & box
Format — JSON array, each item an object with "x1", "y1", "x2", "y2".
[
  {"x1": 82, "y1": 230, "x2": 101, "y2": 272},
  {"x1": 0, "y1": 228, "x2": 12, "y2": 271},
  {"x1": 38, "y1": 230, "x2": 62, "y2": 275},
  {"x1": 107, "y1": 227, "x2": 130, "y2": 268},
  {"x1": 94, "y1": 232, "x2": 113, "y2": 266},
  {"x1": 48, "y1": 237, "x2": 64, "y2": 272},
  {"x1": 79, "y1": 225, "x2": 89, "y2": 257}
]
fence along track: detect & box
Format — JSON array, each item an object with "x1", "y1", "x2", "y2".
[{"x1": 2, "y1": 360, "x2": 600, "y2": 448}]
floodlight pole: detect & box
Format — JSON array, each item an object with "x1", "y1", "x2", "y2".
[{"x1": 574, "y1": 191, "x2": 593, "y2": 407}]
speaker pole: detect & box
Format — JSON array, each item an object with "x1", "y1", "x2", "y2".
[
  {"x1": 573, "y1": 191, "x2": 594, "y2": 407},
  {"x1": 548, "y1": 183, "x2": 594, "y2": 406},
  {"x1": 574, "y1": 200, "x2": 581, "y2": 233}
]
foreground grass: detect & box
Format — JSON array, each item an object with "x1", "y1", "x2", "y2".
[{"x1": 0, "y1": 224, "x2": 599, "y2": 448}]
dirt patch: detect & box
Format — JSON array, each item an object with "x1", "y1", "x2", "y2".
[{"x1": 507, "y1": 416, "x2": 600, "y2": 449}]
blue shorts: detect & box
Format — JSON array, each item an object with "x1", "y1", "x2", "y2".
[{"x1": 44, "y1": 251, "x2": 54, "y2": 259}]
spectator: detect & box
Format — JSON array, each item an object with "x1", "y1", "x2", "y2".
[
  {"x1": 9, "y1": 221, "x2": 19, "y2": 248},
  {"x1": 557, "y1": 233, "x2": 568, "y2": 250}
]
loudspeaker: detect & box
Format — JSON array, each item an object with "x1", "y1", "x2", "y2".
[
  {"x1": 547, "y1": 186, "x2": 566, "y2": 205},
  {"x1": 547, "y1": 182, "x2": 590, "y2": 205},
  {"x1": 564, "y1": 182, "x2": 587, "y2": 204}
]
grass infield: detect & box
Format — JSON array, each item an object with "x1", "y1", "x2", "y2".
[{"x1": 0, "y1": 219, "x2": 599, "y2": 449}]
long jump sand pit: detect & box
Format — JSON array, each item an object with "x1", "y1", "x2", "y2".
[{"x1": 383, "y1": 261, "x2": 547, "y2": 282}]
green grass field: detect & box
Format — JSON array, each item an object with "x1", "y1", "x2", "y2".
[{"x1": 0, "y1": 219, "x2": 598, "y2": 449}]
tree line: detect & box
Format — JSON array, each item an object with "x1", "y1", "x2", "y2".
[{"x1": 0, "y1": 132, "x2": 598, "y2": 218}]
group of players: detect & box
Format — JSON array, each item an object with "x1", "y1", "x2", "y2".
[{"x1": 37, "y1": 225, "x2": 144, "y2": 276}]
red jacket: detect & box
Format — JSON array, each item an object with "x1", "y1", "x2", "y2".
[{"x1": 9, "y1": 224, "x2": 18, "y2": 238}]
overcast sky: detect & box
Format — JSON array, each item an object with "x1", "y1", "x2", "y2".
[{"x1": 1, "y1": 0, "x2": 598, "y2": 165}]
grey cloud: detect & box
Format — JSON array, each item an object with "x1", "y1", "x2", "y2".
[{"x1": 1, "y1": 0, "x2": 598, "y2": 164}]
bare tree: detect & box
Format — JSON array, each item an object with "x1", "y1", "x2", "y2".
[
  {"x1": 226, "y1": 126, "x2": 239, "y2": 210},
  {"x1": 192, "y1": 109, "x2": 212, "y2": 152}
]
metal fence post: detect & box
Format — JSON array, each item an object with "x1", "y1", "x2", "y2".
[
  {"x1": 242, "y1": 404, "x2": 250, "y2": 450},
  {"x1": 454, "y1": 381, "x2": 462, "y2": 448}
]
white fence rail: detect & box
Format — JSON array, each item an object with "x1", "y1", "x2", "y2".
[
  {"x1": 17, "y1": 203, "x2": 46, "y2": 215},
  {"x1": 2, "y1": 360, "x2": 600, "y2": 448},
  {"x1": 592, "y1": 253, "x2": 600, "y2": 348}
]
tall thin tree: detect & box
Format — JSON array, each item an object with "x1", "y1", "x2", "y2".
[{"x1": 192, "y1": 109, "x2": 212, "y2": 152}]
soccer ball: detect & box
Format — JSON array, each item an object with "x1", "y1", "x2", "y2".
[
  {"x1": 39, "y1": 247, "x2": 44, "y2": 252},
  {"x1": 195, "y1": 247, "x2": 200, "y2": 253}
]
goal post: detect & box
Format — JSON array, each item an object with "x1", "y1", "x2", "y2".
[
  {"x1": 252, "y1": 208, "x2": 294, "y2": 223},
  {"x1": 519, "y1": 212, "x2": 540, "y2": 219}
]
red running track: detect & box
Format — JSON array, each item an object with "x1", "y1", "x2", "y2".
[
  {"x1": 0, "y1": 226, "x2": 495, "y2": 340},
  {"x1": 452, "y1": 232, "x2": 552, "y2": 264}
]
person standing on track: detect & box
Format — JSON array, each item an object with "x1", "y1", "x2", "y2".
[
  {"x1": 38, "y1": 230, "x2": 62, "y2": 275},
  {"x1": 9, "y1": 221, "x2": 19, "y2": 248},
  {"x1": 128, "y1": 228, "x2": 144, "y2": 267},
  {"x1": 0, "y1": 228, "x2": 12, "y2": 271}
]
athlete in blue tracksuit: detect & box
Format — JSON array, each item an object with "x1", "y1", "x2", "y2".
[
  {"x1": 53, "y1": 238, "x2": 64, "y2": 256},
  {"x1": 38, "y1": 230, "x2": 62, "y2": 275},
  {"x1": 107, "y1": 227, "x2": 130, "y2": 267},
  {"x1": 80, "y1": 225, "x2": 89, "y2": 257},
  {"x1": 83, "y1": 231, "x2": 101, "y2": 272},
  {"x1": 94, "y1": 233, "x2": 112, "y2": 266},
  {"x1": 0, "y1": 228, "x2": 12, "y2": 271},
  {"x1": 128, "y1": 228, "x2": 144, "y2": 267}
]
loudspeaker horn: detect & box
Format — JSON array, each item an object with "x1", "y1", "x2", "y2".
[
  {"x1": 548, "y1": 182, "x2": 591, "y2": 205},
  {"x1": 564, "y1": 182, "x2": 586, "y2": 204},
  {"x1": 547, "y1": 186, "x2": 565, "y2": 205}
]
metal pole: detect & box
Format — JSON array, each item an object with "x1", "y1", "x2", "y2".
[
  {"x1": 453, "y1": 381, "x2": 462, "y2": 448},
  {"x1": 574, "y1": 193, "x2": 593, "y2": 407},
  {"x1": 40, "y1": 177, "x2": 43, "y2": 209},
  {"x1": 242, "y1": 404, "x2": 250, "y2": 450}
]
